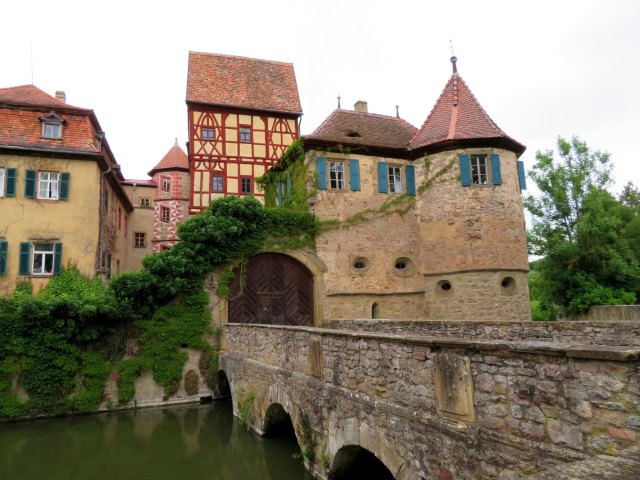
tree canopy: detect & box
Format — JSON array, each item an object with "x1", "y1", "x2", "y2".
[{"x1": 524, "y1": 136, "x2": 640, "y2": 319}]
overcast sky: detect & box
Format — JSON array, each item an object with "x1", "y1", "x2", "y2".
[{"x1": 1, "y1": 0, "x2": 638, "y2": 193}]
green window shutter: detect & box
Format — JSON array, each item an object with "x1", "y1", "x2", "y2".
[
  {"x1": 276, "y1": 181, "x2": 283, "y2": 206},
  {"x1": 25, "y1": 170, "x2": 36, "y2": 198},
  {"x1": 490, "y1": 154, "x2": 502, "y2": 185},
  {"x1": 54, "y1": 243, "x2": 63, "y2": 275},
  {"x1": 405, "y1": 165, "x2": 416, "y2": 196},
  {"x1": 6, "y1": 168, "x2": 17, "y2": 197},
  {"x1": 19, "y1": 242, "x2": 31, "y2": 275},
  {"x1": 0, "y1": 241, "x2": 7, "y2": 275},
  {"x1": 59, "y1": 172, "x2": 70, "y2": 200},
  {"x1": 378, "y1": 162, "x2": 388, "y2": 193},
  {"x1": 286, "y1": 172, "x2": 292, "y2": 199},
  {"x1": 316, "y1": 157, "x2": 327, "y2": 190},
  {"x1": 459, "y1": 155, "x2": 471, "y2": 186},
  {"x1": 517, "y1": 160, "x2": 527, "y2": 190},
  {"x1": 349, "y1": 159, "x2": 360, "y2": 191}
]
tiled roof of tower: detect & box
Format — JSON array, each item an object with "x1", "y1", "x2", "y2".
[
  {"x1": 148, "y1": 140, "x2": 189, "y2": 176},
  {"x1": 304, "y1": 109, "x2": 417, "y2": 151},
  {"x1": 0, "y1": 85, "x2": 100, "y2": 153},
  {"x1": 186, "y1": 52, "x2": 302, "y2": 114},
  {"x1": 409, "y1": 73, "x2": 525, "y2": 155}
]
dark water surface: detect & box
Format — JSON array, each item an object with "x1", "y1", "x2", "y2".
[{"x1": 0, "y1": 401, "x2": 312, "y2": 480}]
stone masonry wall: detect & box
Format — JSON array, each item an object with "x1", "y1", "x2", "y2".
[
  {"x1": 327, "y1": 319, "x2": 640, "y2": 347},
  {"x1": 221, "y1": 323, "x2": 640, "y2": 479}
]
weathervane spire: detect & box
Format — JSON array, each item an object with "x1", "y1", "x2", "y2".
[
  {"x1": 450, "y1": 40, "x2": 458, "y2": 74},
  {"x1": 337, "y1": 94, "x2": 341, "y2": 109}
]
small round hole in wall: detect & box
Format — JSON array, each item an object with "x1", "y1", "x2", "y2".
[
  {"x1": 392, "y1": 256, "x2": 416, "y2": 277},
  {"x1": 500, "y1": 276, "x2": 516, "y2": 295},
  {"x1": 350, "y1": 256, "x2": 371, "y2": 274},
  {"x1": 437, "y1": 280, "x2": 452, "y2": 292}
]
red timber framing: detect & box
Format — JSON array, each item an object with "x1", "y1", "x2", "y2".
[{"x1": 188, "y1": 106, "x2": 299, "y2": 214}]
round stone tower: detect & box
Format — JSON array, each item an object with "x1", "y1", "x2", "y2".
[{"x1": 410, "y1": 57, "x2": 530, "y2": 321}]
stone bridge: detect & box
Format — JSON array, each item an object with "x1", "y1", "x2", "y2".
[{"x1": 218, "y1": 320, "x2": 640, "y2": 479}]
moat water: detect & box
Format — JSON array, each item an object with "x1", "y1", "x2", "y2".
[{"x1": 0, "y1": 401, "x2": 312, "y2": 480}]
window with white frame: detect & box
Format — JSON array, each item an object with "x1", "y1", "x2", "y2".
[
  {"x1": 161, "y1": 206, "x2": 170, "y2": 223},
  {"x1": 470, "y1": 154, "x2": 489, "y2": 185},
  {"x1": 139, "y1": 197, "x2": 151, "y2": 208},
  {"x1": 211, "y1": 175, "x2": 224, "y2": 193},
  {"x1": 388, "y1": 166, "x2": 403, "y2": 193},
  {"x1": 0, "y1": 168, "x2": 4, "y2": 196},
  {"x1": 38, "y1": 172, "x2": 59, "y2": 199},
  {"x1": 32, "y1": 243, "x2": 55, "y2": 275},
  {"x1": 134, "y1": 232, "x2": 146, "y2": 248},
  {"x1": 40, "y1": 112, "x2": 64, "y2": 139},
  {"x1": 329, "y1": 161, "x2": 346, "y2": 190},
  {"x1": 161, "y1": 176, "x2": 171, "y2": 192}
]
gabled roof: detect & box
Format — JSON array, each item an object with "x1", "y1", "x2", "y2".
[
  {"x1": 148, "y1": 140, "x2": 189, "y2": 176},
  {"x1": 304, "y1": 109, "x2": 417, "y2": 154},
  {"x1": 409, "y1": 71, "x2": 525, "y2": 155},
  {"x1": 186, "y1": 51, "x2": 302, "y2": 115}
]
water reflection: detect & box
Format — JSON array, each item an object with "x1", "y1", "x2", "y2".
[{"x1": 0, "y1": 402, "x2": 312, "y2": 480}]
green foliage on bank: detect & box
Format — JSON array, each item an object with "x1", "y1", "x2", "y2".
[
  {"x1": 0, "y1": 267, "x2": 124, "y2": 417},
  {"x1": 525, "y1": 136, "x2": 640, "y2": 320}
]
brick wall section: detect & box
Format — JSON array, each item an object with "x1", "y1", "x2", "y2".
[
  {"x1": 327, "y1": 319, "x2": 640, "y2": 347},
  {"x1": 221, "y1": 323, "x2": 640, "y2": 479}
]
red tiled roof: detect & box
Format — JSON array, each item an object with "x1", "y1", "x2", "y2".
[
  {"x1": 0, "y1": 85, "x2": 100, "y2": 153},
  {"x1": 304, "y1": 109, "x2": 417, "y2": 151},
  {"x1": 186, "y1": 51, "x2": 302, "y2": 114},
  {"x1": 0, "y1": 85, "x2": 83, "y2": 110},
  {"x1": 148, "y1": 141, "x2": 189, "y2": 175},
  {"x1": 409, "y1": 74, "x2": 525, "y2": 153}
]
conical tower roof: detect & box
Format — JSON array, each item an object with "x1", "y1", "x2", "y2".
[
  {"x1": 409, "y1": 58, "x2": 525, "y2": 156},
  {"x1": 148, "y1": 139, "x2": 189, "y2": 176}
]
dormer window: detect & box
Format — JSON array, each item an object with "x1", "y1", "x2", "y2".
[{"x1": 40, "y1": 112, "x2": 65, "y2": 139}]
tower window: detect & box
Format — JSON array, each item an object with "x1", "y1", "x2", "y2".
[{"x1": 470, "y1": 154, "x2": 488, "y2": 185}]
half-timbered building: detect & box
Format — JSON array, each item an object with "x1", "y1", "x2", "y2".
[{"x1": 186, "y1": 52, "x2": 302, "y2": 213}]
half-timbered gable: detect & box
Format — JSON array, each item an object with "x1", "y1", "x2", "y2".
[{"x1": 186, "y1": 52, "x2": 302, "y2": 213}]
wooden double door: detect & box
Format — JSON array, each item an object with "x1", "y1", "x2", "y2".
[{"x1": 228, "y1": 253, "x2": 313, "y2": 326}]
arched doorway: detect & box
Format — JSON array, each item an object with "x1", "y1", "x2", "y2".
[
  {"x1": 228, "y1": 253, "x2": 314, "y2": 326},
  {"x1": 329, "y1": 445, "x2": 395, "y2": 480}
]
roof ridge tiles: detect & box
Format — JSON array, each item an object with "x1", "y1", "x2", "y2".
[{"x1": 189, "y1": 50, "x2": 294, "y2": 67}]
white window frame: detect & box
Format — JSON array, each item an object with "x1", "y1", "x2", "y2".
[
  {"x1": 239, "y1": 126, "x2": 252, "y2": 143},
  {"x1": 470, "y1": 154, "x2": 489, "y2": 185},
  {"x1": 43, "y1": 122, "x2": 62, "y2": 139},
  {"x1": 32, "y1": 243, "x2": 55, "y2": 275},
  {"x1": 0, "y1": 168, "x2": 4, "y2": 197},
  {"x1": 388, "y1": 165, "x2": 403, "y2": 193},
  {"x1": 211, "y1": 175, "x2": 224, "y2": 193},
  {"x1": 161, "y1": 176, "x2": 171, "y2": 192},
  {"x1": 329, "y1": 161, "x2": 346, "y2": 190},
  {"x1": 38, "y1": 171, "x2": 59, "y2": 199},
  {"x1": 202, "y1": 127, "x2": 215, "y2": 140},
  {"x1": 139, "y1": 197, "x2": 151, "y2": 208}
]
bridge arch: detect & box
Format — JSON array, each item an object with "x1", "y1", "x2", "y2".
[
  {"x1": 329, "y1": 445, "x2": 395, "y2": 480},
  {"x1": 263, "y1": 403, "x2": 296, "y2": 439}
]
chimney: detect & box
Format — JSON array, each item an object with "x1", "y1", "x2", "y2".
[
  {"x1": 55, "y1": 91, "x2": 66, "y2": 103},
  {"x1": 354, "y1": 100, "x2": 368, "y2": 113}
]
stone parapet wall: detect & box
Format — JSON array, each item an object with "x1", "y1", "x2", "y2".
[
  {"x1": 326, "y1": 319, "x2": 640, "y2": 347},
  {"x1": 221, "y1": 323, "x2": 640, "y2": 479}
]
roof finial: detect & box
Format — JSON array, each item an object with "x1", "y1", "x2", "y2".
[
  {"x1": 450, "y1": 40, "x2": 458, "y2": 74},
  {"x1": 395, "y1": 105, "x2": 399, "y2": 118},
  {"x1": 337, "y1": 94, "x2": 341, "y2": 109}
]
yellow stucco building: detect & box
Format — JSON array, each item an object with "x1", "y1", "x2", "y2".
[{"x1": 0, "y1": 85, "x2": 132, "y2": 294}]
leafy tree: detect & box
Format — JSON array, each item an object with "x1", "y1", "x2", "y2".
[{"x1": 525, "y1": 137, "x2": 639, "y2": 319}]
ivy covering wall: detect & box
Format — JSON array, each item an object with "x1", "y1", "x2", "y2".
[{"x1": 0, "y1": 192, "x2": 320, "y2": 418}]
